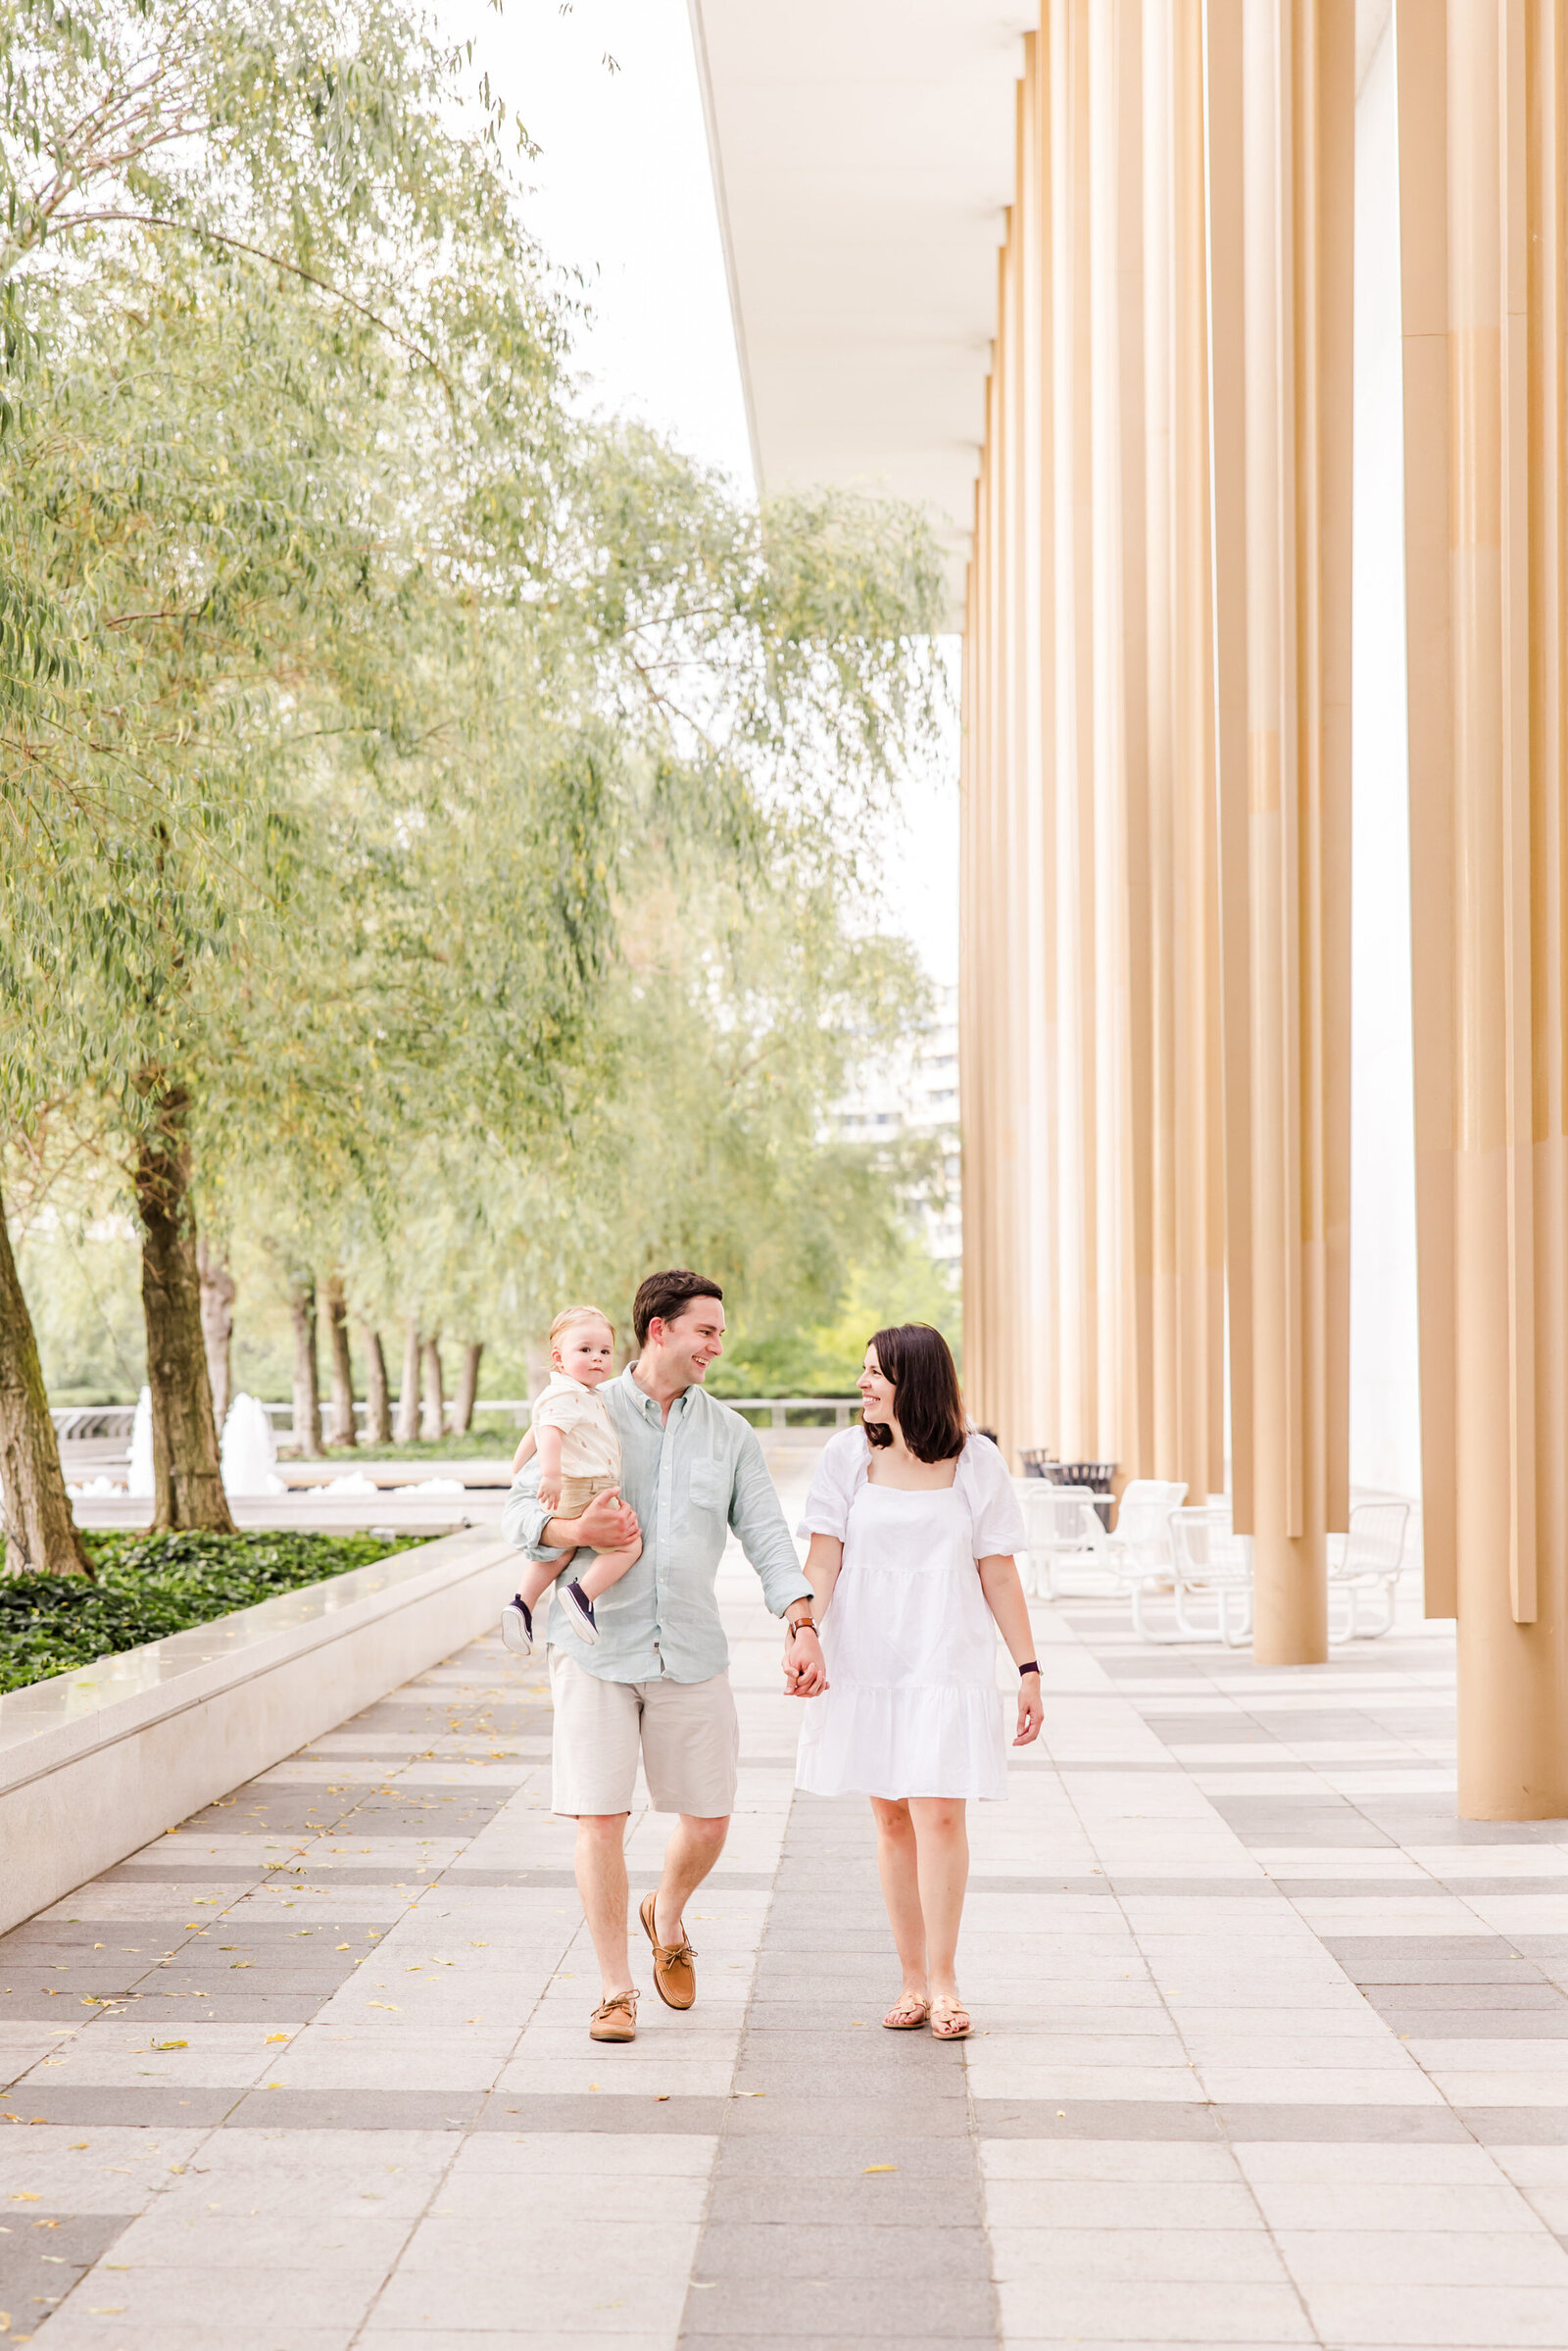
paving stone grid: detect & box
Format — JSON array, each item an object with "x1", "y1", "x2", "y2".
[{"x1": 6, "y1": 1449, "x2": 1568, "y2": 2348}]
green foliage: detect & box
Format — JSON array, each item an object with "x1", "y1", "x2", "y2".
[
  {"x1": 0, "y1": 1527, "x2": 428, "y2": 1691},
  {"x1": 0, "y1": 0, "x2": 955, "y2": 1458},
  {"x1": 712, "y1": 1231, "x2": 961, "y2": 1397}
]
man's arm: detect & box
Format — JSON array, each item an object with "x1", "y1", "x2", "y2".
[
  {"x1": 501, "y1": 1467, "x2": 637, "y2": 1562},
  {"x1": 728, "y1": 1425, "x2": 813, "y2": 1616},
  {"x1": 500, "y1": 1462, "x2": 566, "y2": 1562},
  {"x1": 727, "y1": 1425, "x2": 824, "y2": 1683}
]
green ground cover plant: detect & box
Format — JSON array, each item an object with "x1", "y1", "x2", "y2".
[{"x1": 0, "y1": 1532, "x2": 429, "y2": 1696}]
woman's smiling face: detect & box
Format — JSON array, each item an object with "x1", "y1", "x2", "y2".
[{"x1": 858, "y1": 1344, "x2": 896, "y2": 1428}]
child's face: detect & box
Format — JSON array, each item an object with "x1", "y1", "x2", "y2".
[{"x1": 555, "y1": 1320, "x2": 615, "y2": 1387}]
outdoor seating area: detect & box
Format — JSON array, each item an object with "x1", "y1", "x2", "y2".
[{"x1": 1015, "y1": 1478, "x2": 1413, "y2": 1651}]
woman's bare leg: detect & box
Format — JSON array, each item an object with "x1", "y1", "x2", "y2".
[
  {"x1": 871, "y1": 1797, "x2": 928, "y2": 2010},
  {"x1": 907, "y1": 1797, "x2": 969, "y2": 1999}
]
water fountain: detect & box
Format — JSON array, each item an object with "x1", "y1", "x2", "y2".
[
  {"x1": 220, "y1": 1395, "x2": 284, "y2": 1495},
  {"x1": 126, "y1": 1386, "x2": 154, "y2": 1498}
]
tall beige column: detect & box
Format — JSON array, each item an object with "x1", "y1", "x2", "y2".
[
  {"x1": 1396, "y1": 0, "x2": 1568, "y2": 1817},
  {"x1": 1206, "y1": 0, "x2": 1354, "y2": 1664},
  {"x1": 963, "y1": 1, "x2": 1231, "y2": 1491},
  {"x1": 1137, "y1": 0, "x2": 1226, "y2": 1501}
]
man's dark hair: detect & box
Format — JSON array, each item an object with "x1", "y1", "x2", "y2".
[
  {"x1": 633, "y1": 1268, "x2": 724, "y2": 1348},
  {"x1": 864, "y1": 1323, "x2": 967, "y2": 1463}
]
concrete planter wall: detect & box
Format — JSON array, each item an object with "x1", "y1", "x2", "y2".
[{"x1": 0, "y1": 1529, "x2": 517, "y2": 1935}]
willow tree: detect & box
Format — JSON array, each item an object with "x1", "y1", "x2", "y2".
[
  {"x1": 0, "y1": 0, "x2": 567, "y2": 1547},
  {"x1": 0, "y1": 0, "x2": 946, "y2": 1567}
]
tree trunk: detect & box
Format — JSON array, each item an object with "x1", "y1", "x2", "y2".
[
  {"x1": 132, "y1": 1089, "x2": 234, "y2": 1533},
  {"x1": 454, "y1": 1341, "x2": 482, "y2": 1435},
  {"x1": 393, "y1": 1316, "x2": 421, "y2": 1444},
  {"x1": 288, "y1": 1274, "x2": 322, "y2": 1457},
  {"x1": 420, "y1": 1334, "x2": 446, "y2": 1441},
  {"x1": 361, "y1": 1324, "x2": 392, "y2": 1445},
  {"x1": 323, "y1": 1273, "x2": 357, "y2": 1447},
  {"x1": 0, "y1": 1178, "x2": 92, "y2": 1575},
  {"x1": 196, "y1": 1236, "x2": 235, "y2": 1432}
]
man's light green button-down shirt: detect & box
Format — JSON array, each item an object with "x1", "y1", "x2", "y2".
[{"x1": 500, "y1": 1366, "x2": 810, "y2": 1684}]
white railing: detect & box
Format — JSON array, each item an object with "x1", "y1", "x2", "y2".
[{"x1": 53, "y1": 1395, "x2": 863, "y2": 1444}]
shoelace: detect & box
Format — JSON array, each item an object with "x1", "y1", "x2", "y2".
[
  {"x1": 652, "y1": 1924, "x2": 697, "y2": 1960},
  {"x1": 596, "y1": 1989, "x2": 638, "y2": 2018}
]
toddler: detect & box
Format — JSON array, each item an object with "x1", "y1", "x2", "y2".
[{"x1": 500, "y1": 1304, "x2": 641, "y2": 1655}]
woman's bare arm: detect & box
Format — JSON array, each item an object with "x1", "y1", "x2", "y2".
[
  {"x1": 785, "y1": 1533, "x2": 843, "y2": 1697},
  {"x1": 977, "y1": 1552, "x2": 1045, "y2": 1746},
  {"x1": 805, "y1": 1532, "x2": 845, "y2": 1617}
]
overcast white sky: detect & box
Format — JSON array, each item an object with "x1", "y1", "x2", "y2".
[{"x1": 434, "y1": 0, "x2": 960, "y2": 991}]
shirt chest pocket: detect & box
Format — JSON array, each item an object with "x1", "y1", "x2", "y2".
[{"x1": 689, "y1": 1461, "x2": 728, "y2": 1512}]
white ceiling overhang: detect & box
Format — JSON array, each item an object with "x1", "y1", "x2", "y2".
[{"x1": 688, "y1": 2, "x2": 1036, "y2": 617}]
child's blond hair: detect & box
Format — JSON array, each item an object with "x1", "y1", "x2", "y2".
[{"x1": 549, "y1": 1303, "x2": 615, "y2": 1351}]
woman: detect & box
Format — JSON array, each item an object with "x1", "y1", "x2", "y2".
[{"x1": 787, "y1": 1324, "x2": 1043, "y2": 2040}]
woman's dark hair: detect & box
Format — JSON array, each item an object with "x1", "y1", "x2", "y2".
[
  {"x1": 863, "y1": 1324, "x2": 967, "y2": 1462},
  {"x1": 633, "y1": 1267, "x2": 724, "y2": 1347}
]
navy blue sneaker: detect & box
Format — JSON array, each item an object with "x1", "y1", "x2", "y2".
[
  {"x1": 561, "y1": 1580, "x2": 599, "y2": 1644},
  {"x1": 500, "y1": 1594, "x2": 534, "y2": 1656}
]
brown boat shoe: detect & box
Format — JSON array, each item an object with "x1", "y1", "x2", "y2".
[
  {"x1": 588, "y1": 1988, "x2": 639, "y2": 2042},
  {"x1": 639, "y1": 1891, "x2": 697, "y2": 2010}
]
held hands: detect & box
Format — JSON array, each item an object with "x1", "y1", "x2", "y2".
[
  {"x1": 1014, "y1": 1672, "x2": 1045, "y2": 1746},
  {"x1": 783, "y1": 1622, "x2": 828, "y2": 1699}
]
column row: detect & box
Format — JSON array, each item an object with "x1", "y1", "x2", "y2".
[{"x1": 962, "y1": 0, "x2": 1568, "y2": 1789}]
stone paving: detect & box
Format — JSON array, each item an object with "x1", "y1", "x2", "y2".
[{"x1": 5, "y1": 1453, "x2": 1568, "y2": 2347}]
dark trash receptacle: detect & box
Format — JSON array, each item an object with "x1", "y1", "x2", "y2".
[{"x1": 1019, "y1": 1452, "x2": 1118, "y2": 1530}]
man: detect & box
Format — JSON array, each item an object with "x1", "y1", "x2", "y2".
[{"x1": 502, "y1": 1268, "x2": 826, "y2": 2041}]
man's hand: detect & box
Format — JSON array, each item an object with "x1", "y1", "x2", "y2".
[
  {"x1": 1013, "y1": 1674, "x2": 1044, "y2": 1746},
  {"x1": 546, "y1": 1487, "x2": 637, "y2": 1553},
  {"x1": 783, "y1": 1620, "x2": 827, "y2": 1698}
]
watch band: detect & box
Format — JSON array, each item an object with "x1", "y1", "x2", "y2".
[
  {"x1": 789, "y1": 1613, "x2": 817, "y2": 1636},
  {"x1": 1019, "y1": 1661, "x2": 1040, "y2": 1675}
]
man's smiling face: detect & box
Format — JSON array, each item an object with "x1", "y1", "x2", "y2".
[{"x1": 653, "y1": 1297, "x2": 726, "y2": 1386}]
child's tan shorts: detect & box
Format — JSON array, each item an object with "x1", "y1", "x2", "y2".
[{"x1": 555, "y1": 1471, "x2": 620, "y2": 1526}]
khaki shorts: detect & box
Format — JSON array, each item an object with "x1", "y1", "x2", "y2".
[
  {"x1": 549, "y1": 1648, "x2": 739, "y2": 1818},
  {"x1": 555, "y1": 1470, "x2": 619, "y2": 1524}
]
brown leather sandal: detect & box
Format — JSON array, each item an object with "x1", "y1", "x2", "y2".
[{"x1": 882, "y1": 1994, "x2": 932, "y2": 2031}]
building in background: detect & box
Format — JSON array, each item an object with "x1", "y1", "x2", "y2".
[
  {"x1": 833, "y1": 985, "x2": 960, "y2": 1283},
  {"x1": 693, "y1": 0, "x2": 1568, "y2": 1815}
]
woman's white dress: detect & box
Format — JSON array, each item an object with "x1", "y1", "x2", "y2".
[{"x1": 794, "y1": 1430, "x2": 1028, "y2": 1801}]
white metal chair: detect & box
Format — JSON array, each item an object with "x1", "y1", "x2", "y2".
[
  {"x1": 1164, "y1": 1505, "x2": 1255, "y2": 1646},
  {"x1": 1013, "y1": 1480, "x2": 1107, "y2": 1596},
  {"x1": 1091, "y1": 1479, "x2": 1186, "y2": 1634},
  {"x1": 1328, "y1": 1500, "x2": 1410, "y2": 1640}
]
